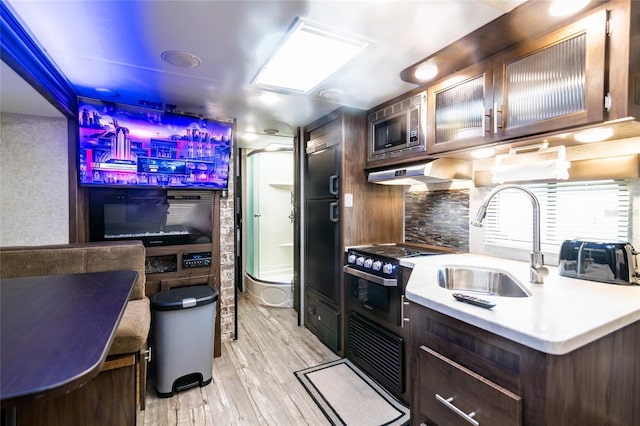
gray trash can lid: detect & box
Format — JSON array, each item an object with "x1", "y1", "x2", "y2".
[{"x1": 151, "y1": 285, "x2": 218, "y2": 311}]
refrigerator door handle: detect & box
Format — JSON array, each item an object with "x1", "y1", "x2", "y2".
[
  {"x1": 329, "y1": 175, "x2": 339, "y2": 196},
  {"x1": 329, "y1": 201, "x2": 339, "y2": 223}
]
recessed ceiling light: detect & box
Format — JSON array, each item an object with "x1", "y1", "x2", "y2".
[
  {"x1": 252, "y1": 17, "x2": 370, "y2": 93},
  {"x1": 414, "y1": 63, "x2": 438, "y2": 82},
  {"x1": 549, "y1": 0, "x2": 591, "y2": 17},
  {"x1": 574, "y1": 127, "x2": 614, "y2": 143},
  {"x1": 318, "y1": 88, "x2": 343, "y2": 100},
  {"x1": 161, "y1": 50, "x2": 202, "y2": 68},
  {"x1": 264, "y1": 128, "x2": 279, "y2": 135}
]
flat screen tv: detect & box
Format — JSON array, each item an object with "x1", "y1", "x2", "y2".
[{"x1": 77, "y1": 97, "x2": 233, "y2": 190}]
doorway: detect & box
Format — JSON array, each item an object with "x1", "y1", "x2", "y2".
[{"x1": 244, "y1": 148, "x2": 294, "y2": 307}]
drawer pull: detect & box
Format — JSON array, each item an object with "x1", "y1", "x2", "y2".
[{"x1": 435, "y1": 393, "x2": 479, "y2": 426}]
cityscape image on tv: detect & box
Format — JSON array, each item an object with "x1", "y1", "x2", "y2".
[{"x1": 78, "y1": 98, "x2": 233, "y2": 189}]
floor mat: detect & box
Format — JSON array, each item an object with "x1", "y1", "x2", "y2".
[{"x1": 294, "y1": 358, "x2": 410, "y2": 426}]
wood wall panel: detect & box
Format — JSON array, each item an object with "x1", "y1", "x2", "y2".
[{"x1": 16, "y1": 360, "x2": 136, "y2": 426}]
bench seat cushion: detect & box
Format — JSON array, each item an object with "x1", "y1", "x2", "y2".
[
  {"x1": 108, "y1": 297, "x2": 150, "y2": 356},
  {"x1": 0, "y1": 241, "x2": 146, "y2": 300}
]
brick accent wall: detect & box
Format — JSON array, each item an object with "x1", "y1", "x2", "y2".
[
  {"x1": 405, "y1": 189, "x2": 470, "y2": 252},
  {"x1": 219, "y1": 161, "x2": 236, "y2": 341}
]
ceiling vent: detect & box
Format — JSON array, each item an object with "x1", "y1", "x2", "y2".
[{"x1": 161, "y1": 50, "x2": 202, "y2": 68}]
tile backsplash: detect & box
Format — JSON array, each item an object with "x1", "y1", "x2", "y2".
[{"x1": 405, "y1": 189, "x2": 469, "y2": 252}]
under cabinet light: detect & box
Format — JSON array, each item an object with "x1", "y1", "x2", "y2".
[
  {"x1": 574, "y1": 127, "x2": 614, "y2": 143},
  {"x1": 471, "y1": 147, "x2": 495, "y2": 159},
  {"x1": 252, "y1": 17, "x2": 370, "y2": 93},
  {"x1": 493, "y1": 143, "x2": 570, "y2": 183}
]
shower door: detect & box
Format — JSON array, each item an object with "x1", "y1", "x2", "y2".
[{"x1": 246, "y1": 150, "x2": 294, "y2": 283}]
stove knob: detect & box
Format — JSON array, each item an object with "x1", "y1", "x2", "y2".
[
  {"x1": 356, "y1": 256, "x2": 365, "y2": 266},
  {"x1": 347, "y1": 254, "x2": 356, "y2": 264},
  {"x1": 363, "y1": 258, "x2": 374, "y2": 268},
  {"x1": 372, "y1": 260, "x2": 383, "y2": 271},
  {"x1": 382, "y1": 263, "x2": 394, "y2": 274}
]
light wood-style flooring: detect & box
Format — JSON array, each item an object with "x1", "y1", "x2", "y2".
[{"x1": 140, "y1": 294, "x2": 339, "y2": 425}]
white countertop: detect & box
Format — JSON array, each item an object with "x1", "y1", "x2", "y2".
[{"x1": 405, "y1": 253, "x2": 640, "y2": 355}]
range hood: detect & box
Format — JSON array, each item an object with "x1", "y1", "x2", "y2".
[{"x1": 367, "y1": 158, "x2": 472, "y2": 185}]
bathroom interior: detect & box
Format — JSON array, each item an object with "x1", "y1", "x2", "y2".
[{"x1": 243, "y1": 148, "x2": 295, "y2": 308}]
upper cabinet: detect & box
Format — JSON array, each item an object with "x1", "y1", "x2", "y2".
[
  {"x1": 367, "y1": 0, "x2": 640, "y2": 165},
  {"x1": 491, "y1": 8, "x2": 607, "y2": 140},
  {"x1": 427, "y1": 7, "x2": 608, "y2": 154},
  {"x1": 427, "y1": 60, "x2": 494, "y2": 154}
]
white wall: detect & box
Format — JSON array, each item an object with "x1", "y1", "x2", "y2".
[
  {"x1": 255, "y1": 150, "x2": 293, "y2": 275},
  {"x1": 0, "y1": 112, "x2": 69, "y2": 246},
  {"x1": 469, "y1": 136, "x2": 640, "y2": 264}
]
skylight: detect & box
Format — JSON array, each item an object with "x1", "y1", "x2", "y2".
[{"x1": 252, "y1": 18, "x2": 370, "y2": 93}]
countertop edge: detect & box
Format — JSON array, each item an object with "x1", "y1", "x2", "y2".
[{"x1": 406, "y1": 290, "x2": 640, "y2": 355}]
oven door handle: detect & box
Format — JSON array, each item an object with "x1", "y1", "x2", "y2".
[{"x1": 343, "y1": 265, "x2": 398, "y2": 287}]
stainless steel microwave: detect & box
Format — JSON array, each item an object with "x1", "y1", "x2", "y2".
[{"x1": 367, "y1": 91, "x2": 426, "y2": 162}]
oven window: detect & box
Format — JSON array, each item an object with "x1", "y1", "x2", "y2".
[{"x1": 364, "y1": 282, "x2": 390, "y2": 312}]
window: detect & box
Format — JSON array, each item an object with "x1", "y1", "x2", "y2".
[{"x1": 483, "y1": 180, "x2": 630, "y2": 250}]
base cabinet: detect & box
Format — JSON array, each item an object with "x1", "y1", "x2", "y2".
[
  {"x1": 305, "y1": 288, "x2": 341, "y2": 353},
  {"x1": 410, "y1": 304, "x2": 640, "y2": 426},
  {"x1": 16, "y1": 354, "x2": 136, "y2": 426},
  {"x1": 417, "y1": 346, "x2": 521, "y2": 426}
]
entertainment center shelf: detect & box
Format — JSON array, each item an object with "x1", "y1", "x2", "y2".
[
  {"x1": 81, "y1": 185, "x2": 224, "y2": 358},
  {"x1": 144, "y1": 243, "x2": 217, "y2": 296}
]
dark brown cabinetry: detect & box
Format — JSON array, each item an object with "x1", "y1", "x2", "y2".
[
  {"x1": 301, "y1": 108, "x2": 404, "y2": 355},
  {"x1": 417, "y1": 346, "x2": 521, "y2": 426},
  {"x1": 410, "y1": 304, "x2": 640, "y2": 426},
  {"x1": 369, "y1": 1, "x2": 639, "y2": 167},
  {"x1": 491, "y1": 8, "x2": 608, "y2": 141},
  {"x1": 427, "y1": 7, "x2": 609, "y2": 154},
  {"x1": 427, "y1": 61, "x2": 495, "y2": 154}
]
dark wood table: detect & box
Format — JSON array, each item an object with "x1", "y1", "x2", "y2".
[{"x1": 0, "y1": 270, "x2": 137, "y2": 409}]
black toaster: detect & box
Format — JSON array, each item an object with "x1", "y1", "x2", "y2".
[{"x1": 558, "y1": 240, "x2": 639, "y2": 285}]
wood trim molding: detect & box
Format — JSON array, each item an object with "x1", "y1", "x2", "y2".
[{"x1": 0, "y1": 2, "x2": 77, "y2": 118}]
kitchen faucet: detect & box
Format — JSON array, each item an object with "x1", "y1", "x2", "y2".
[{"x1": 471, "y1": 184, "x2": 549, "y2": 284}]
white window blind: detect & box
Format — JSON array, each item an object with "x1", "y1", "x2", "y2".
[{"x1": 483, "y1": 180, "x2": 630, "y2": 249}]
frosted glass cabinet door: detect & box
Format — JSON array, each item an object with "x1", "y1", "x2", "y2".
[
  {"x1": 492, "y1": 8, "x2": 607, "y2": 140},
  {"x1": 427, "y1": 60, "x2": 494, "y2": 154}
]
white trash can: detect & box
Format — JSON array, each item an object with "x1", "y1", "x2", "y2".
[{"x1": 151, "y1": 285, "x2": 217, "y2": 397}]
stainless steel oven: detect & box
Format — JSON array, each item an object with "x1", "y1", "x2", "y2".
[
  {"x1": 344, "y1": 257, "x2": 404, "y2": 326},
  {"x1": 344, "y1": 244, "x2": 445, "y2": 404}
]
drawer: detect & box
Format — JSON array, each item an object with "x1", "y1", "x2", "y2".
[{"x1": 417, "y1": 346, "x2": 522, "y2": 426}]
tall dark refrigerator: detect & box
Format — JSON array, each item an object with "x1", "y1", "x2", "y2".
[{"x1": 304, "y1": 138, "x2": 342, "y2": 353}]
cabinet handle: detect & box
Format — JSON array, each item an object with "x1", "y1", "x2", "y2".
[
  {"x1": 329, "y1": 201, "x2": 339, "y2": 223},
  {"x1": 329, "y1": 175, "x2": 339, "y2": 195},
  {"x1": 401, "y1": 297, "x2": 410, "y2": 328},
  {"x1": 435, "y1": 394, "x2": 479, "y2": 426},
  {"x1": 483, "y1": 109, "x2": 491, "y2": 134},
  {"x1": 494, "y1": 102, "x2": 505, "y2": 131},
  {"x1": 142, "y1": 347, "x2": 152, "y2": 363}
]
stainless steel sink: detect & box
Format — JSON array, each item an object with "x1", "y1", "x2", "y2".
[{"x1": 437, "y1": 265, "x2": 532, "y2": 297}]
